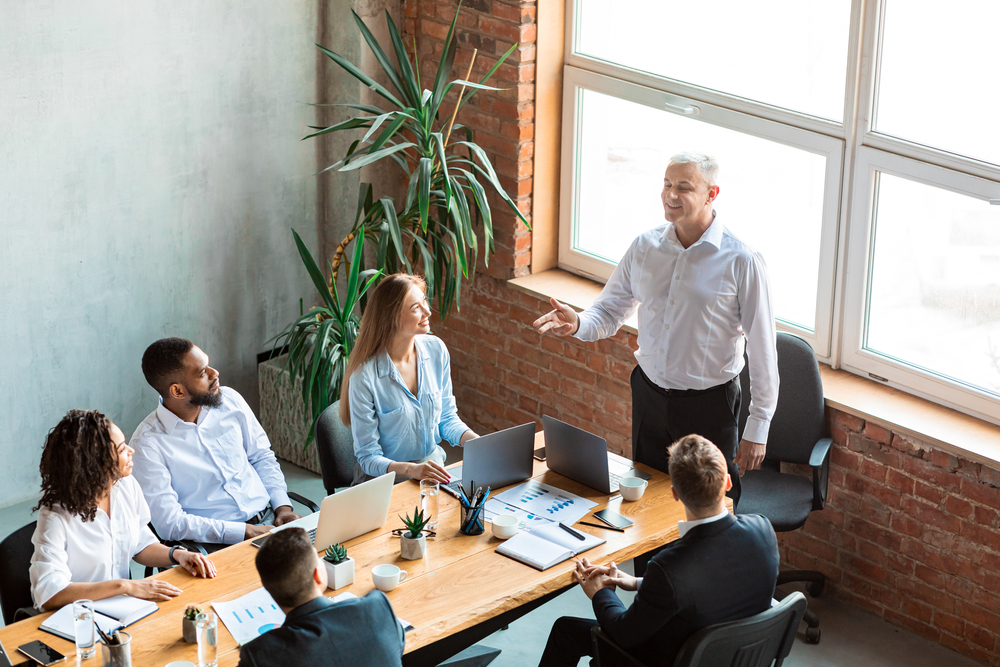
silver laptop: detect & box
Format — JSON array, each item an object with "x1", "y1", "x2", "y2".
[
  {"x1": 258, "y1": 471, "x2": 395, "y2": 551},
  {"x1": 442, "y1": 422, "x2": 536, "y2": 498},
  {"x1": 542, "y1": 415, "x2": 650, "y2": 494}
]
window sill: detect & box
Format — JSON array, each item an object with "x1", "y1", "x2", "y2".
[{"x1": 509, "y1": 268, "x2": 1000, "y2": 470}]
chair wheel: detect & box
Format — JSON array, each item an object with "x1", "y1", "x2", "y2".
[
  {"x1": 805, "y1": 627, "x2": 821, "y2": 644},
  {"x1": 806, "y1": 581, "x2": 825, "y2": 598}
]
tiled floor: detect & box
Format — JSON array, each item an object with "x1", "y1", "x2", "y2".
[{"x1": 0, "y1": 460, "x2": 986, "y2": 667}]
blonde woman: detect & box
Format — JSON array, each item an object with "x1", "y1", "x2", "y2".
[{"x1": 341, "y1": 274, "x2": 477, "y2": 484}]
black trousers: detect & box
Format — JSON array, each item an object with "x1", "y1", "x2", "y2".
[
  {"x1": 538, "y1": 617, "x2": 598, "y2": 667},
  {"x1": 630, "y1": 365, "x2": 742, "y2": 508}
]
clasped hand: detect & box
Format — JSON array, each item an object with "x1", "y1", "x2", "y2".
[{"x1": 573, "y1": 557, "x2": 638, "y2": 599}]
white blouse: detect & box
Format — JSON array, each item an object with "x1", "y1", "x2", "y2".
[{"x1": 30, "y1": 475, "x2": 160, "y2": 609}]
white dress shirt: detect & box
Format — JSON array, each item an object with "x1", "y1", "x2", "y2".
[
  {"x1": 574, "y1": 215, "x2": 779, "y2": 444},
  {"x1": 130, "y1": 387, "x2": 291, "y2": 545},
  {"x1": 30, "y1": 475, "x2": 160, "y2": 609},
  {"x1": 350, "y1": 335, "x2": 470, "y2": 478}
]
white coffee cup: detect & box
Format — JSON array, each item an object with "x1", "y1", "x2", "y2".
[
  {"x1": 491, "y1": 514, "x2": 520, "y2": 539},
  {"x1": 618, "y1": 477, "x2": 648, "y2": 501},
  {"x1": 372, "y1": 564, "x2": 408, "y2": 592}
]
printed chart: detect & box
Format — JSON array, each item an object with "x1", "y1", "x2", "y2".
[
  {"x1": 214, "y1": 588, "x2": 285, "y2": 646},
  {"x1": 494, "y1": 480, "x2": 596, "y2": 526}
]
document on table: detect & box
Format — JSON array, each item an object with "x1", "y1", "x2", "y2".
[
  {"x1": 483, "y1": 498, "x2": 554, "y2": 532},
  {"x1": 493, "y1": 480, "x2": 596, "y2": 526},
  {"x1": 215, "y1": 588, "x2": 359, "y2": 645}
]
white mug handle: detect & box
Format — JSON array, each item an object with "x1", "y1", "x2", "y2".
[{"x1": 398, "y1": 570, "x2": 408, "y2": 583}]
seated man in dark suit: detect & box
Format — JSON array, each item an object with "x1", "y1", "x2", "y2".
[
  {"x1": 239, "y1": 528, "x2": 405, "y2": 667},
  {"x1": 538, "y1": 434, "x2": 779, "y2": 667}
]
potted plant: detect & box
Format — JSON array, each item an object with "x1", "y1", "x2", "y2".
[
  {"x1": 322, "y1": 543, "x2": 355, "y2": 590},
  {"x1": 399, "y1": 507, "x2": 432, "y2": 560},
  {"x1": 182, "y1": 605, "x2": 202, "y2": 643}
]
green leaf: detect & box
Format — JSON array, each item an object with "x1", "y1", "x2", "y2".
[
  {"x1": 351, "y1": 10, "x2": 411, "y2": 106},
  {"x1": 385, "y1": 10, "x2": 420, "y2": 106},
  {"x1": 362, "y1": 112, "x2": 393, "y2": 144},
  {"x1": 455, "y1": 168, "x2": 493, "y2": 257},
  {"x1": 340, "y1": 142, "x2": 415, "y2": 171},
  {"x1": 379, "y1": 198, "x2": 411, "y2": 273},
  {"x1": 430, "y1": 3, "x2": 461, "y2": 115},
  {"x1": 457, "y1": 43, "x2": 518, "y2": 115},
  {"x1": 418, "y1": 157, "x2": 433, "y2": 232},
  {"x1": 301, "y1": 116, "x2": 373, "y2": 141},
  {"x1": 292, "y1": 229, "x2": 340, "y2": 317},
  {"x1": 343, "y1": 226, "x2": 366, "y2": 317},
  {"x1": 455, "y1": 141, "x2": 530, "y2": 228},
  {"x1": 369, "y1": 114, "x2": 409, "y2": 154},
  {"x1": 316, "y1": 44, "x2": 404, "y2": 109}
]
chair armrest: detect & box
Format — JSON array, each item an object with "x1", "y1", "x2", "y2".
[
  {"x1": 287, "y1": 492, "x2": 320, "y2": 514},
  {"x1": 590, "y1": 626, "x2": 645, "y2": 667},
  {"x1": 809, "y1": 438, "x2": 833, "y2": 511},
  {"x1": 808, "y1": 438, "x2": 833, "y2": 468},
  {"x1": 13, "y1": 606, "x2": 41, "y2": 623}
]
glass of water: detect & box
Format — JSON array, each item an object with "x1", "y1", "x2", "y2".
[
  {"x1": 420, "y1": 479, "x2": 439, "y2": 530},
  {"x1": 196, "y1": 612, "x2": 218, "y2": 667},
  {"x1": 73, "y1": 599, "x2": 95, "y2": 659}
]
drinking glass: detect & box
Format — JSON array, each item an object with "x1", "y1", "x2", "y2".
[
  {"x1": 420, "y1": 479, "x2": 439, "y2": 530},
  {"x1": 73, "y1": 599, "x2": 96, "y2": 659},
  {"x1": 196, "y1": 612, "x2": 218, "y2": 667}
]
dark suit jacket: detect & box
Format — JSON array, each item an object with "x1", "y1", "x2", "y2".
[
  {"x1": 593, "y1": 513, "x2": 779, "y2": 666},
  {"x1": 237, "y1": 591, "x2": 405, "y2": 667}
]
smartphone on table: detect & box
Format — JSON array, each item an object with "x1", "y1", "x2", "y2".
[
  {"x1": 533, "y1": 447, "x2": 546, "y2": 461},
  {"x1": 593, "y1": 508, "x2": 634, "y2": 530},
  {"x1": 17, "y1": 641, "x2": 66, "y2": 666}
]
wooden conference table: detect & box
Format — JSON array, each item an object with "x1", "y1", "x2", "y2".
[{"x1": 0, "y1": 432, "x2": 713, "y2": 666}]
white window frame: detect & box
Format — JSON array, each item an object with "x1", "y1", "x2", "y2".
[
  {"x1": 560, "y1": 0, "x2": 1000, "y2": 425},
  {"x1": 557, "y1": 67, "x2": 844, "y2": 356}
]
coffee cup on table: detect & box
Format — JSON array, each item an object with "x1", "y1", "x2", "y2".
[
  {"x1": 372, "y1": 564, "x2": 408, "y2": 592},
  {"x1": 491, "y1": 514, "x2": 520, "y2": 540},
  {"x1": 618, "y1": 477, "x2": 648, "y2": 501}
]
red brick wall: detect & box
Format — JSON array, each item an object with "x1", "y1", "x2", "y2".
[{"x1": 406, "y1": 3, "x2": 1000, "y2": 665}]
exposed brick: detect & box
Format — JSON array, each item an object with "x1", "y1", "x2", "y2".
[
  {"x1": 963, "y1": 478, "x2": 1000, "y2": 511},
  {"x1": 945, "y1": 495, "x2": 973, "y2": 518},
  {"x1": 863, "y1": 421, "x2": 892, "y2": 444},
  {"x1": 913, "y1": 481, "x2": 946, "y2": 505},
  {"x1": 831, "y1": 410, "x2": 864, "y2": 432},
  {"x1": 902, "y1": 497, "x2": 961, "y2": 533},
  {"x1": 902, "y1": 456, "x2": 962, "y2": 493}
]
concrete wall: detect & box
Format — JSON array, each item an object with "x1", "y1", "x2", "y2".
[{"x1": 0, "y1": 0, "x2": 369, "y2": 507}]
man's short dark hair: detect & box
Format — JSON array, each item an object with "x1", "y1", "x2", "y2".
[
  {"x1": 255, "y1": 528, "x2": 318, "y2": 609},
  {"x1": 668, "y1": 435, "x2": 727, "y2": 510},
  {"x1": 141, "y1": 337, "x2": 194, "y2": 396}
]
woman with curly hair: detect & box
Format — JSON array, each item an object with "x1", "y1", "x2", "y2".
[{"x1": 30, "y1": 409, "x2": 217, "y2": 610}]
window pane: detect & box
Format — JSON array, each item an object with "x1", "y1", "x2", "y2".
[
  {"x1": 875, "y1": 0, "x2": 1000, "y2": 166},
  {"x1": 576, "y1": 0, "x2": 851, "y2": 121},
  {"x1": 866, "y1": 173, "x2": 1000, "y2": 397},
  {"x1": 574, "y1": 89, "x2": 827, "y2": 332}
]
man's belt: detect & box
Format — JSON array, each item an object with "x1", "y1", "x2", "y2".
[
  {"x1": 246, "y1": 504, "x2": 272, "y2": 525},
  {"x1": 639, "y1": 366, "x2": 737, "y2": 398}
]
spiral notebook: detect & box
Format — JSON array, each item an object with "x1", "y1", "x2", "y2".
[
  {"x1": 40, "y1": 595, "x2": 158, "y2": 641},
  {"x1": 496, "y1": 522, "x2": 605, "y2": 571}
]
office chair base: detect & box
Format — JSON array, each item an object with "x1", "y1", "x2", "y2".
[
  {"x1": 777, "y1": 570, "x2": 825, "y2": 598},
  {"x1": 437, "y1": 645, "x2": 501, "y2": 667},
  {"x1": 805, "y1": 626, "x2": 821, "y2": 644}
]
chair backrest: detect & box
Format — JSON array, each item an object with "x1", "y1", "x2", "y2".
[
  {"x1": 0, "y1": 521, "x2": 37, "y2": 625},
  {"x1": 315, "y1": 400, "x2": 357, "y2": 494},
  {"x1": 672, "y1": 592, "x2": 808, "y2": 667},
  {"x1": 738, "y1": 332, "x2": 825, "y2": 465}
]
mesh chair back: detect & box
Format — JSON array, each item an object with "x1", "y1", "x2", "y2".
[
  {"x1": 672, "y1": 592, "x2": 808, "y2": 667},
  {"x1": 315, "y1": 400, "x2": 357, "y2": 493},
  {"x1": 0, "y1": 522, "x2": 37, "y2": 625},
  {"x1": 738, "y1": 333, "x2": 825, "y2": 465}
]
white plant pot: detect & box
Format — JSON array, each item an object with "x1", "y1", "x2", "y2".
[
  {"x1": 400, "y1": 534, "x2": 427, "y2": 560},
  {"x1": 324, "y1": 557, "x2": 355, "y2": 590}
]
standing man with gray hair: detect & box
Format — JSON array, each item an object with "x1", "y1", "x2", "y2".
[{"x1": 533, "y1": 153, "x2": 778, "y2": 509}]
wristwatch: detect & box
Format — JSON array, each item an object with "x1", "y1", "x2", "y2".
[{"x1": 168, "y1": 545, "x2": 188, "y2": 565}]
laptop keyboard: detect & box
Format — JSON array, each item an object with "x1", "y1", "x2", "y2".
[{"x1": 307, "y1": 527, "x2": 317, "y2": 543}]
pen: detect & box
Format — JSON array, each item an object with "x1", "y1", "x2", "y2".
[
  {"x1": 559, "y1": 522, "x2": 586, "y2": 541},
  {"x1": 579, "y1": 521, "x2": 625, "y2": 533}
]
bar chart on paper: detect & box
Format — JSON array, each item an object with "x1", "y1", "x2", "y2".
[{"x1": 494, "y1": 480, "x2": 596, "y2": 525}]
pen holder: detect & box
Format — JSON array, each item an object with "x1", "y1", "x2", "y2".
[
  {"x1": 101, "y1": 632, "x2": 132, "y2": 667},
  {"x1": 459, "y1": 504, "x2": 485, "y2": 535}
]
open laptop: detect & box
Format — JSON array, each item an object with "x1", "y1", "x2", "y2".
[
  {"x1": 542, "y1": 415, "x2": 651, "y2": 494},
  {"x1": 441, "y1": 422, "x2": 536, "y2": 498},
  {"x1": 254, "y1": 471, "x2": 395, "y2": 551}
]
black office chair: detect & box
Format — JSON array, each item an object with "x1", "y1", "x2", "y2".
[
  {"x1": 591, "y1": 591, "x2": 808, "y2": 667},
  {"x1": 736, "y1": 332, "x2": 831, "y2": 644},
  {"x1": 144, "y1": 492, "x2": 321, "y2": 577},
  {"x1": 316, "y1": 400, "x2": 357, "y2": 494},
  {"x1": 0, "y1": 522, "x2": 42, "y2": 625}
]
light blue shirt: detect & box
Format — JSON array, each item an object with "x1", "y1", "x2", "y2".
[
  {"x1": 349, "y1": 335, "x2": 470, "y2": 478},
  {"x1": 130, "y1": 387, "x2": 291, "y2": 544}
]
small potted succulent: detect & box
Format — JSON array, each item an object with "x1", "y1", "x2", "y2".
[
  {"x1": 182, "y1": 605, "x2": 202, "y2": 643},
  {"x1": 322, "y1": 543, "x2": 355, "y2": 590},
  {"x1": 399, "y1": 507, "x2": 432, "y2": 560}
]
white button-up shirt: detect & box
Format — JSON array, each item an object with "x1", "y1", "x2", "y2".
[
  {"x1": 30, "y1": 475, "x2": 160, "y2": 609},
  {"x1": 575, "y1": 216, "x2": 778, "y2": 444},
  {"x1": 349, "y1": 335, "x2": 470, "y2": 478},
  {"x1": 130, "y1": 387, "x2": 291, "y2": 545}
]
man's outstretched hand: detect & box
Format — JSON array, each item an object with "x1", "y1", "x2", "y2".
[{"x1": 533, "y1": 298, "x2": 580, "y2": 337}]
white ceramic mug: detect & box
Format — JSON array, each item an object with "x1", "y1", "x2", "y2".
[
  {"x1": 372, "y1": 564, "x2": 408, "y2": 592},
  {"x1": 491, "y1": 514, "x2": 520, "y2": 539},
  {"x1": 618, "y1": 477, "x2": 648, "y2": 501}
]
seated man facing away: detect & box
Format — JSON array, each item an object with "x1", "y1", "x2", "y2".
[
  {"x1": 131, "y1": 337, "x2": 300, "y2": 549},
  {"x1": 539, "y1": 434, "x2": 779, "y2": 667},
  {"x1": 239, "y1": 528, "x2": 404, "y2": 667}
]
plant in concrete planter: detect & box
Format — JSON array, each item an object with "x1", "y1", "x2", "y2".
[
  {"x1": 182, "y1": 605, "x2": 202, "y2": 643},
  {"x1": 399, "y1": 506, "x2": 432, "y2": 560},
  {"x1": 322, "y1": 543, "x2": 355, "y2": 590}
]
